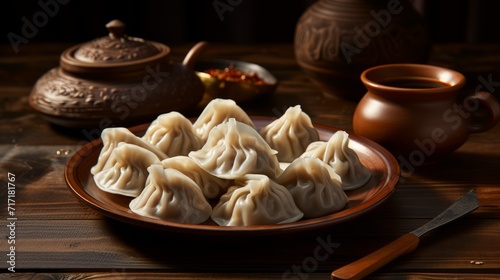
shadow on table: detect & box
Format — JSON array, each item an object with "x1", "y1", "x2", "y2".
[
  {"x1": 401, "y1": 150, "x2": 500, "y2": 185},
  {"x1": 103, "y1": 218, "x2": 348, "y2": 273}
]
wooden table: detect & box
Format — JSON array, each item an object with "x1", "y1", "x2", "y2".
[{"x1": 1, "y1": 42, "x2": 499, "y2": 279}]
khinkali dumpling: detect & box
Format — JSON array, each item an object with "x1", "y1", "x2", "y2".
[
  {"x1": 129, "y1": 164, "x2": 212, "y2": 224},
  {"x1": 211, "y1": 174, "x2": 303, "y2": 226},
  {"x1": 160, "y1": 156, "x2": 230, "y2": 199},
  {"x1": 300, "y1": 131, "x2": 371, "y2": 190},
  {"x1": 189, "y1": 118, "x2": 281, "y2": 179},
  {"x1": 193, "y1": 98, "x2": 255, "y2": 141},
  {"x1": 91, "y1": 127, "x2": 167, "y2": 175},
  {"x1": 142, "y1": 112, "x2": 203, "y2": 157},
  {"x1": 93, "y1": 143, "x2": 162, "y2": 197},
  {"x1": 277, "y1": 157, "x2": 348, "y2": 218},
  {"x1": 260, "y1": 105, "x2": 319, "y2": 162}
]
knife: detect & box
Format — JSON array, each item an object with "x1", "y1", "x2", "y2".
[{"x1": 331, "y1": 189, "x2": 480, "y2": 280}]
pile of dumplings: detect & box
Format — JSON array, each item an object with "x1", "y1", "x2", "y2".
[{"x1": 90, "y1": 99, "x2": 372, "y2": 226}]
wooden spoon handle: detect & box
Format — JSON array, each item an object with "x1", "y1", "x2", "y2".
[{"x1": 331, "y1": 233, "x2": 420, "y2": 280}]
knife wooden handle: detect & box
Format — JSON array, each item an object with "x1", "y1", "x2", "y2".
[{"x1": 331, "y1": 233, "x2": 420, "y2": 280}]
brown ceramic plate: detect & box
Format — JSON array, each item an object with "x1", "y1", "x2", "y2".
[{"x1": 65, "y1": 117, "x2": 399, "y2": 236}]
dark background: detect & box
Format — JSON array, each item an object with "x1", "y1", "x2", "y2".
[{"x1": 2, "y1": 0, "x2": 500, "y2": 50}]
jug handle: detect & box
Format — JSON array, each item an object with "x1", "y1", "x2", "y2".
[
  {"x1": 465, "y1": 91, "x2": 500, "y2": 133},
  {"x1": 182, "y1": 41, "x2": 208, "y2": 70}
]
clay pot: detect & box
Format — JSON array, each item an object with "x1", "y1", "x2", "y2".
[
  {"x1": 294, "y1": 0, "x2": 429, "y2": 100},
  {"x1": 29, "y1": 20, "x2": 207, "y2": 128},
  {"x1": 353, "y1": 64, "x2": 500, "y2": 165}
]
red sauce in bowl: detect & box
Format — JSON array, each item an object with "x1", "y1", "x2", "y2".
[{"x1": 204, "y1": 66, "x2": 268, "y2": 85}]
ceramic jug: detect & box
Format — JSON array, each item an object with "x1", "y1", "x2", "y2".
[{"x1": 353, "y1": 64, "x2": 500, "y2": 165}]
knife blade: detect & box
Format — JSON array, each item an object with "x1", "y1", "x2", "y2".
[{"x1": 331, "y1": 189, "x2": 480, "y2": 280}]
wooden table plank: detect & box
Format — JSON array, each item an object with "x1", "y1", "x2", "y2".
[
  {"x1": 5, "y1": 272, "x2": 500, "y2": 280},
  {"x1": 7, "y1": 217, "x2": 499, "y2": 272}
]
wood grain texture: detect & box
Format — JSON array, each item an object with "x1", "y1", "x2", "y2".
[
  {"x1": 6, "y1": 218, "x2": 500, "y2": 271},
  {"x1": 4, "y1": 273, "x2": 500, "y2": 280},
  {"x1": 0, "y1": 42, "x2": 499, "y2": 279}
]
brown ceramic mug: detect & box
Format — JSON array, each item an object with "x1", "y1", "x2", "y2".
[{"x1": 353, "y1": 64, "x2": 500, "y2": 165}]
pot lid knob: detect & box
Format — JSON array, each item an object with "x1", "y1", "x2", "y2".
[
  {"x1": 72, "y1": 19, "x2": 161, "y2": 63},
  {"x1": 106, "y1": 19, "x2": 126, "y2": 38}
]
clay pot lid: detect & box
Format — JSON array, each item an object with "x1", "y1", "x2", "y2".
[
  {"x1": 60, "y1": 19, "x2": 170, "y2": 77},
  {"x1": 73, "y1": 19, "x2": 160, "y2": 62}
]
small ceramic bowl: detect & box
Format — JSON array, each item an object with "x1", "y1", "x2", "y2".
[{"x1": 195, "y1": 59, "x2": 278, "y2": 104}]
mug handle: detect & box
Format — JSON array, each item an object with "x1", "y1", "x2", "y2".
[{"x1": 465, "y1": 91, "x2": 500, "y2": 133}]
